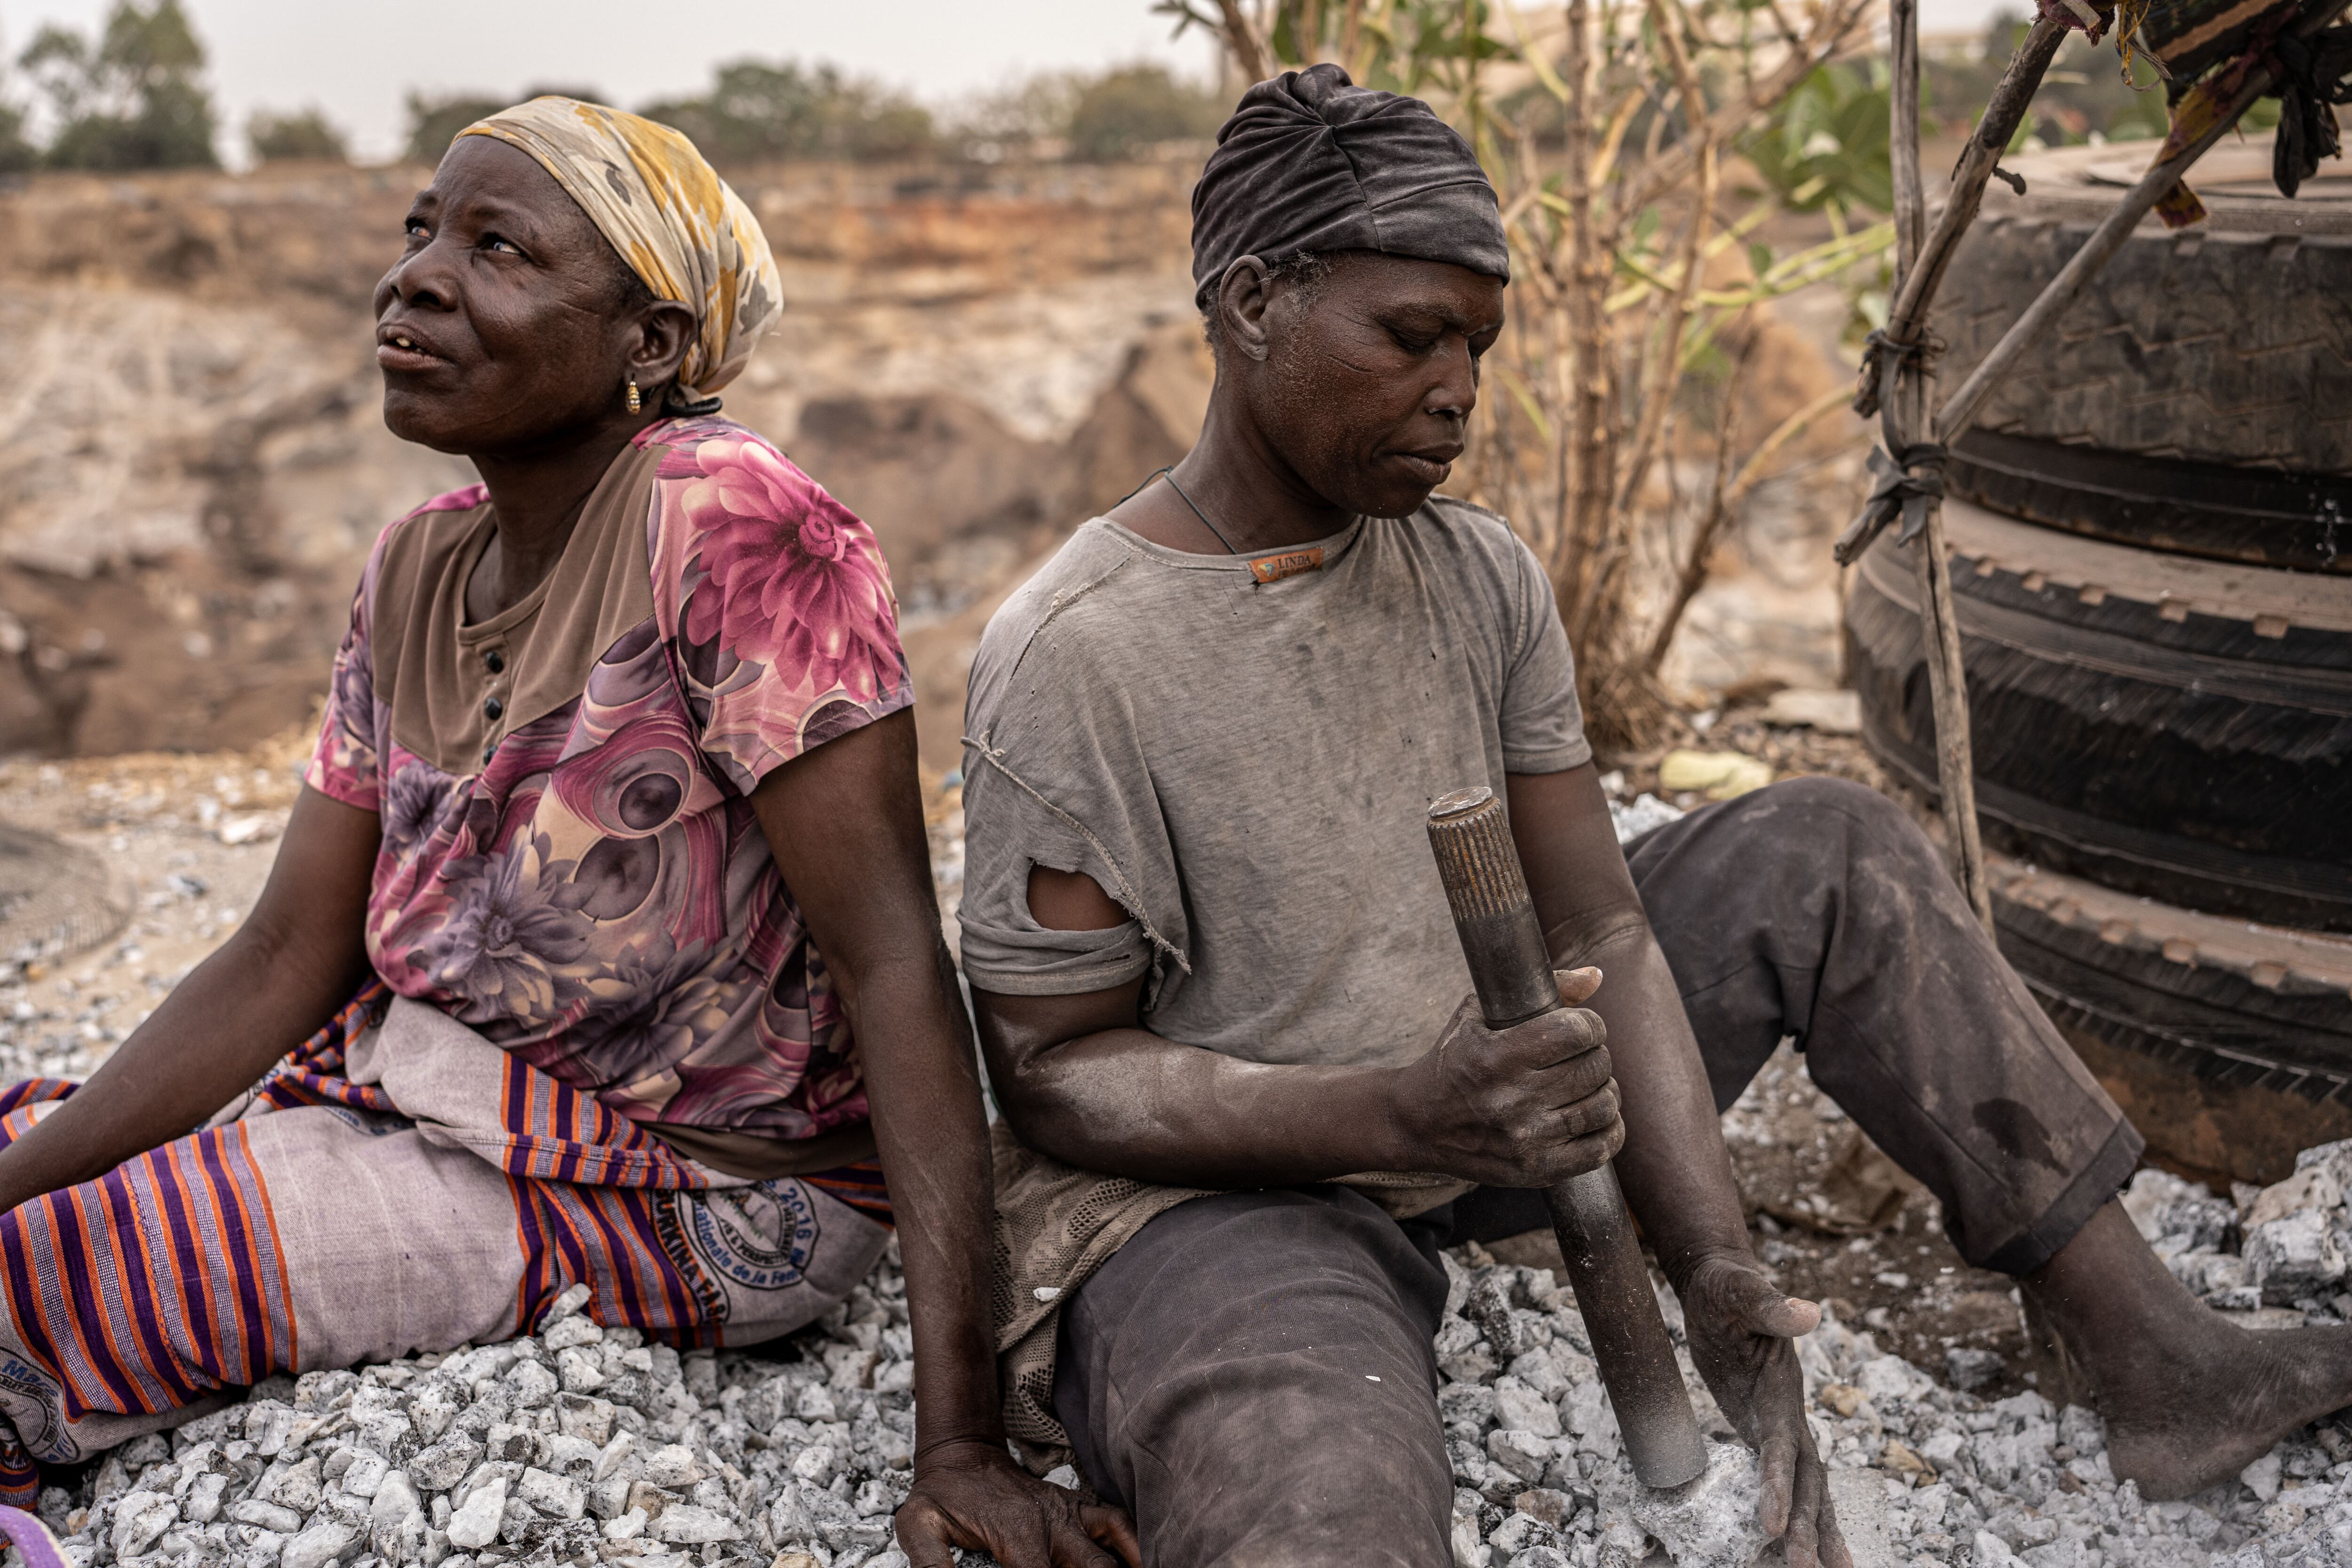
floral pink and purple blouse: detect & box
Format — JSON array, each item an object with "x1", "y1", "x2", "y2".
[{"x1": 305, "y1": 415, "x2": 911, "y2": 1140}]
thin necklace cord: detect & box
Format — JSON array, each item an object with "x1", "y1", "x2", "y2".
[{"x1": 1153, "y1": 467, "x2": 1240, "y2": 556}]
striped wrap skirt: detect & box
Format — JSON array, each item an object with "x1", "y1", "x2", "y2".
[{"x1": 0, "y1": 985, "x2": 891, "y2": 1503}]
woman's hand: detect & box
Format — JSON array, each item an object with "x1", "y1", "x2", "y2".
[
  {"x1": 1677, "y1": 1252, "x2": 1853, "y2": 1568},
  {"x1": 894, "y1": 1440, "x2": 1140, "y2": 1568},
  {"x1": 1384, "y1": 968, "x2": 1621, "y2": 1187}
]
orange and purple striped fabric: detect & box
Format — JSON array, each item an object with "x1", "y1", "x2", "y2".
[
  {"x1": 0, "y1": 1084, "x2": 299, "y2": 1502},
  {"x1": 0, "y1": 987, "x2": 891, "y2": 1504}
]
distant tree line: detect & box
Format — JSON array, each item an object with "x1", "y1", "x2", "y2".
[
  {"x1": 405, "y1": 60, "x2": 1227, "y2": 166},
  {"x1": 1, "y1": 0, "x2": 215, "y2": 172},
  {"x1": 0, "y1": 1, "x2": 1227, "y2": 176}
]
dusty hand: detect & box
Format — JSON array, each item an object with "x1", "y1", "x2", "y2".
[
  {"x1": 1678, "y1": 1254, "x2": 1852, "y2": 1568},
  {"x1": 1390, "y1": 968, "x2": 1621, "y2": 1187},
  {"x1": 894, "y1": 1441, "x2": 1140, "y2": 1568}
]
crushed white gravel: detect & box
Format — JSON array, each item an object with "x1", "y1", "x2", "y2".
[
  {"x1": 28, "y1": 1145, "x2": 2352, "y2": 1568},
  {"x1": 11, "y1": 794, "x2": 2352, "y2": 1567}
]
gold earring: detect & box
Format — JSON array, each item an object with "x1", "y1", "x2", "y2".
[{"x1": 626, "y1": 376, "x2": 641, "y2": 415}]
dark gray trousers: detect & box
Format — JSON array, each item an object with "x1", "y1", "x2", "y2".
[{"x1": 1051, "y1": 777, "x2": 2142, "y2": 1567}]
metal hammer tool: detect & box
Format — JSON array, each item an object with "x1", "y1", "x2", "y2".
[{"x1": 1426, "y1": 785, "x2": 1707, "y2": 1489}]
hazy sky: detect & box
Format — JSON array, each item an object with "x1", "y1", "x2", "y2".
[
  {"x1": 0, "y1": 0, "x2": 1227, "y2": 161},
  {"x1": 0, "y1": 0, "x2": 2009, "y2": 165}
]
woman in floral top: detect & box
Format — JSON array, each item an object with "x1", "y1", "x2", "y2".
[
  {"x1": 0, "y1": 99, "x2": 1132, "y2": 1568},
  {"x1": 312, "y1": 416, "x2": 906, "y2": 1146}
]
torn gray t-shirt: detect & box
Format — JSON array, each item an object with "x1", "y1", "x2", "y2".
[{"x1": 958, "y1": 495, "x2": 1589, "y2": 1070}]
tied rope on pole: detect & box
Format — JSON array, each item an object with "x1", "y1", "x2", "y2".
[
  {"x1": 1850, "y1": 16, "x2": 2070, "y2": 423},
  {"x1": 1851, "y1": 326, "x2": 1940, "y2": 422},
  {"x1": 1837, "y1": 442, "x2": 1948, "y2": 566}
]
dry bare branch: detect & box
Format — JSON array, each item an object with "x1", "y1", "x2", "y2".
[
  {"x1": 1723, "y1": 382, "x2": 1852, "y2": 512},
  {"x1": 1614, "y1": 137, "x2": 1717, "y2": 514},
  {"x1": 1643, "y1": 327, "x2": 1757, "y2": 675},
  {"x1": 1216, "y1": 0, "x2": 1274, "y2": 83}
]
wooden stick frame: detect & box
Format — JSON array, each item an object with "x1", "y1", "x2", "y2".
[{"x1": 1846, "y1": 0, "x2": 2351, "y2": 932}]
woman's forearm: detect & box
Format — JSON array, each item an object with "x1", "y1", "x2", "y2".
[
  {"x1": 849, "y1": 944, "x2": 1009, "y2": 1453},
  {"x1": 0, "y1": 920, "x2": 369, "y2": 1212},
  {"x1": 742, "y1": 716, "x2": 1025, "y2": 1460},
  {"x1": 1559, "y1": 920, "x2": 1755, "y2": 1286},
  {"x1": 992, "y1": 1020, "x2": 1410, "y2": 1190}
]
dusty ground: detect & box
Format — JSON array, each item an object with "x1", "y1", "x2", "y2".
[
  {"x1": 0, "y1": 729, "x2": 307, "y2": 1075},
  {"x1": 1719, "y1": 1050, "x2": 2040, "y2": 1403}
]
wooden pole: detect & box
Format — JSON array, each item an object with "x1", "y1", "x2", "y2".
[
  {"x1": 1908, "y1": 513, "x2": 1995, "y2": 931},
  {"x1": 1883, "y1": 0, "x2": 1996, "y2": 931},
  {"x1": 1853, "y1": 16, "x2": 2067, "y2": 420},
  {"x1": 1889, "y1": 0, "x2": 1924, "y2": 277}
]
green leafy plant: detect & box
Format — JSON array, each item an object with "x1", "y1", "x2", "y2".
[{"x1": 1741, "y1": 62, "x2": 1891, "y2": 215}]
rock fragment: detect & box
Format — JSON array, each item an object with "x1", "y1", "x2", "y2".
[
  {"x1": 279, "y1": 1518, "x2": 357, "y2": 1568},
  {"x1": 443, "y1": 1473, "x2": 505, "y2": 1550},
  {"x1": 1625, "y1": 1442, "x2": 1769, "y2": 1568},
  {"x1": 228, "y1": 1499, "x2": 305, "y2": 1534},
  {"x1": 2245, "y1": 1207, "x2": 2347, "y2": 1304},
  {"x1": 649, "y1": 1502, "x2": 742, "y2": 1544},
  {"x1": 515, "y1": 1464, "x2": 584, "y2": 1519},
  {"x1": 1485, "y1": 1428, "x2": 1553, "y2": 1484},
  {"x1": 405, "y1": 1435, "x2": 477, "y2": 1493},
  {"x1": 1944, "y1": 1345, "x2": 2005, "y2": 1391}
]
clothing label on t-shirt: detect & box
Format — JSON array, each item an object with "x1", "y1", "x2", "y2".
[{"x1": 1248, "y1": 547, "x2": 1326, "y2": 583}]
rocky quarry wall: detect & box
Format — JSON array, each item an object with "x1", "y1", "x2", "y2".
[{"x1": 0, "y1": 159, "x2": 1215, "y2": 773}]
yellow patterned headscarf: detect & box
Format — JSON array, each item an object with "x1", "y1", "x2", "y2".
[{"x1": 457, "y1": 96, "x2": 781, "y2": 411}]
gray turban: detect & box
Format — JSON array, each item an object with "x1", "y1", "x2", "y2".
[{"x1": 1191, "y1": 63, "x2": 1510, "y2": 310}]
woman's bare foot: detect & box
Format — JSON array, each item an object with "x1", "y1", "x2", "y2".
[{"x1": 2024, "y1": 1201, "x2": 2352, "y2": 1500}]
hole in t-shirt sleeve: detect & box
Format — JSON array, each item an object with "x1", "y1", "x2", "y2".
[{"x1": 1026, "y1": 861, "x2": 1131, "y2": 932}]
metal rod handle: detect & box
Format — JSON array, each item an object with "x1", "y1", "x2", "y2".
[{"x1": 1426, "y1": 788, "x2": 1708, "y2": 1489}]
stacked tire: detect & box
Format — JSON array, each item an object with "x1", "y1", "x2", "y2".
[{"x1": 1844, "y1": 134, "x2": 2352, "y2": 1185}]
